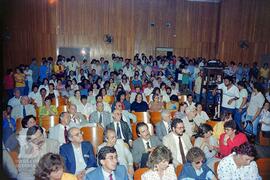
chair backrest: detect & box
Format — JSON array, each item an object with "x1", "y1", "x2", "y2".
[
  {"x1": 206, "y1": 120, "x2": 218, "y2": 128},
  {"x1": 214, "y1": 161, "x2": 219, "y2": 176},
  {"x1": 256, "y1": 158, "x2": 270, "y2": 179},
  {"x1": 178, "y1": 95, "x2": 187, "y2": 103},
  {"x1": 259, "y1": 132, "x2": 270, "y2": 146},
  {"x1": 149, "y1": 111, "x2": 162, "y2": 125},
  {"x1": 175, "y1": 164, "x2": 183, "y2": 177},
  {"x1": 171, "y1": 111, "x2": 177, "y2": 118},
  {"x1": 134, "y1": 168, "x2": 149, "y2": 180},
  {"x1": 80, "y1": 124, "x2": 104, "y2": 155},
  {"x1": 132, "y1": 112, "x2": 149, "y2": 123},
  {"x1": 8, "y1": 150, "x2": 19, "y2": 169},
  {"x1": 52, "y1": 96, "x2": 67, "y2": 107},
  {"x1": 40, "y1": 115, "x2": 59, "y2": 132},
  {"x1": 16, "y1": 118, "x2": 22, "y2": 133},
  {"x1": 57, "y1": 105, "x2": 68, "y2": 115}
]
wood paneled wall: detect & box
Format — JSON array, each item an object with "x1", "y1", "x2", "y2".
[
  {"x1": 2, "y1": 0, "x2": 270, "y2": 70},
  {"x1": 217, "y1": 0, "x2": 270, "y2": 63}
]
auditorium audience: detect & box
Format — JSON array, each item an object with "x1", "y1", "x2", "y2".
[{"x1": 3, "y1": 52, "x2": 270, "y2": 180}]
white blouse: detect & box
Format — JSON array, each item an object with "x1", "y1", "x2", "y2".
[
  {"x1": 141, "y1": 164, "x2": 177, "y2": 180},
  {"x1": 217, "y1": 153, "x2": 261, "y2": 180}
]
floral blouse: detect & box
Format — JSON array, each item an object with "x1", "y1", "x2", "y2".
[{"x1": 217, "y1": 153, "x2": 261, "y2": 180}]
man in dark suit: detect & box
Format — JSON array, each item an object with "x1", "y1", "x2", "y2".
[
  {"x1": 59, "y1": 127, "x2": 97, "y2": 178},
  {"x1": 106, "y1": 110, "x2": 133, "y2": 147},
  {"x1": 85, "y1": 146, "x2": 128, "y2": 180},
  {"x1": 132, "y1": 122, "x2": 162, "y2": 168},
  {"x1": 155, "y1": 110, "x2": 172, "y2": 141}
]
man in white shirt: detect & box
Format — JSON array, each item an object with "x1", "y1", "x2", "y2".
[
  {"x1": 245, "y1": 83, "x2": 265, "y2": 136},
  {"x1": 185, "y1": 94, "x2": 196, "y2": 107},
  {"x1": 163, "y1": 118, "x2": 192, "y2": 167},
  {"x1": 181, "y1": 105, "x2": 197, "y2": 138},
  {"x1": 48, "y1": 112, "x2": 71, "y2": 145},
  {"x1": 234, "y1": 81, "x2": 248, "y2": 130},
  {"x1": 8, "y1": 89, "x2": 21, "y2": 108},
  {"x1": 68, "y1": 104, "x2": 88, "y2": 128},
  {"x1": 28, "y1": 84, "x2": 42, "y2": 107},
  {"x1": 98, "y1": 128, "x2": 134, "y2": 179},
  {"x1": 11, "y1": 96, "x2": 36, "y2": 120},
  {"x1": 77, "y1": 95, "x2": 93, "y2": 119},
  {"x1": 143, "y1": 81, "x2": 154, "y2": 97},
  {"x1": 218, "y1": 76, "x2": 239, "y2": 116}
]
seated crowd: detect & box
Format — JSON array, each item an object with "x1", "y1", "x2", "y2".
[{"x1": 2, "y1": 53, "x2": 270, "y2": 179}]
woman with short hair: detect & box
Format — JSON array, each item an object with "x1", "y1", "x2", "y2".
[
  {"x1": 35, "y1": 153, "x2": 77, "y2": 180},
  {"x1": 194, "y1": 124, "x2": 219, "y2": 171},
  {"x1": 218, "y1": 120, "x2": 247, "y2": 158},
  {"x1": 178, "y1": 147, "x2": 216, "y2": 180},
  {"x1": 142, "y1": 145, "x2": 177, "y2": 180},
  {"x1": 217, "y1": 142, "x2": 261, "y2": 180}
]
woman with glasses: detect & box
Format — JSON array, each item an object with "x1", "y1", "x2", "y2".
[
  {"x1": 218, "y1": 120, "x2": 247, "y2": 158},
  {"x1": 194, "y1": 124, "x2": 220, "y2": 171},
  {"x1": 178, "y1": 147, "x2": 216, "y2": 180},
  {"x1": 217, "y1": 142, "x2": 261, "y2": 180},
  {"x1": 142, "y1": 145, "x2": 177, "y2": 180},
  {"x1": 35, "y1": 153, "x2": 77, "y2": 180}
]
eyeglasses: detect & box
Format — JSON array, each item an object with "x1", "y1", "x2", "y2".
[{"x1": 194, "y1": 160, "x2": 204, "y2": 165}]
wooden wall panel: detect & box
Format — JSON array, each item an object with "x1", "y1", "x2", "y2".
[
  {"x1": 2, "y1": 0, "x2": 270, "y2": 71},
  {"x1": 217, "y1": 0, "x2": 270, "y2": 63}
]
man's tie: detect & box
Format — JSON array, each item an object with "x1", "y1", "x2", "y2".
[
  {"x1": 109, "y1": 174, "x2": 113, "y2": 180},
  {"x1": 64, "y1": 126, "x2": 68, "y2": 143},
  {"x1": 146, "y1": 141, "x2": 151, "y2": 149},
  {"x1": 23, "y1": 106, "x2": 26, "y2": 117},
  {"x1": 99, "y1": 113, "x2": 102, "y2": 124},
  {"x1": 178, "y1": 136, "x2": 186, "y2": 164},
  {"x1": 116, "y1": 122, "x2": 121, "y2": 139},
  {"x1": 168, "y1": 125, "x2": 172, "y2": 133}
]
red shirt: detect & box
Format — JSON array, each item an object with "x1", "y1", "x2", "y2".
[
  {"x1": 219, "y1": 132, "x2": 248, "y2": 157},
  {"x1": 4, "y1": 74, "x2": 14, "y2": 90}
]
